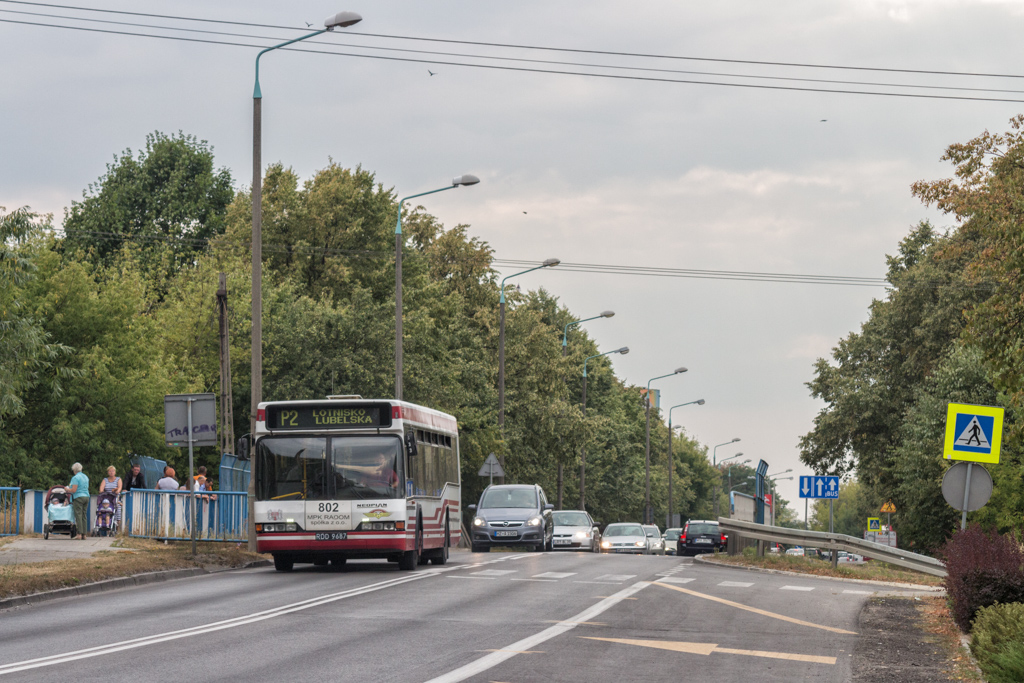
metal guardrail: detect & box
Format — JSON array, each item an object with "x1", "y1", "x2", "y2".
[
  {"x1": 718, "y1": 517, "x2": 947, "y2": 578},
  {"x1": 0, "y1": 487, "x2": 20, "y2": 536},
  {"x1": 125, "y1": 489, "x2": 248, "y2": 542}
]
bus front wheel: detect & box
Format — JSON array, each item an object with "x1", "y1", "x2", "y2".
[{"x1": 273, "y1": 555, "x2": 294, "y2": 572}]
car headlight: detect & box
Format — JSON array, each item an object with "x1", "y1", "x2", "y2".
[
  {"x1": 527, "y1": 516, "x2": 543, "y2": 527},
  {"x1": 472, "y1": 517, "x2": 485, "y2": 527},
  {"x1": 635, "y1": 540, "x2": 645, "y2": 547},
  {"x1": 601, "y1": 540, "x2": 611, "y2": 549},
  {"x1": 575, "y1": 531, "x2": 588, "y2": 539}
]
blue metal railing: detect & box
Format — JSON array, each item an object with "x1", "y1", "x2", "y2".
[
  {"x1": 1, "y1": 487, "x2": 21, "y2": 536},
  {"x1": 125, "y1": 489, "x2": 248, "y2": 542}
]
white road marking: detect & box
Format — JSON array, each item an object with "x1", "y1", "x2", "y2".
[
  {"x1": 594, "y1": 574, "x2": 636, "y2": 582},
  {"x1": 843, "y1": 590, "x2": 873, "y2": 595},
  {"x1": 423, "y1": 581, "x2": 650, "y2": 683},
  {"x1": 780, "y1": 586, "x2": 815, "y2": 592},
  {"x1": 446, "y1": 576, "x2": 496, "y2": 580},
  {"x1": 512, "y1": 579, "x2": 557, "y2": 582},
  {"x1": 718, "y1": 581, "x2": 754, "y2": 588},
  {"x1": 532, "y1": 572, "x2": 576, "y2": 579},
  {"x1": 0, "y1": 573, "x2": 436, "y2": 676},
  {"x1": 472, "y1": 569, "x2": 517, "y2": 577},
  {"x1": 658, "y1": 577, "x2": 695, "y2": 584}
]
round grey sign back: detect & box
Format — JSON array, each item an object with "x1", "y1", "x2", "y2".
[{"x1": 941, "y1": 462, "x2": 993, "y2": 512}]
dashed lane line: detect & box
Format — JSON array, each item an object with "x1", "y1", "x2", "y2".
[
  {"x1": 780, "y1": 586, "x2": 815, "y2": 591},
  {"x1": 653, "y1": 582, "x2": 858, "y2": 635}
]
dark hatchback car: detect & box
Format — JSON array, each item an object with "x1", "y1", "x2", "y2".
[
  {"x1": 679, "y1": 519, "x2": 726, "y2": 556},
  {"x1": 467, "y1": 484, "x2": 554, "y2": 552}
]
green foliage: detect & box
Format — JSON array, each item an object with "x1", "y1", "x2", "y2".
[
  {"x1": 809, "y1": 479, "x2": 879, "y2": 537},
  {"x1": 970, "y1": 601, "x2": 1024, "y2": 683},
  {"x1": 63, "y1": 131, "x2": 233, "y2": 285}
]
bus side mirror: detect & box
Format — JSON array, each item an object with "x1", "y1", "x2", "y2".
[
  {"x1": 237, "y1": 435, "x2": 250, "y2": 460},
  {"x1": 405, "y1": 431, "x2": 418, "y2": 457}
]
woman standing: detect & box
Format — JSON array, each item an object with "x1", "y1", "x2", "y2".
[
  {"x1": 100, "y1": 466, "x2": 123, "y2": 531},
  {"x1": 67, "y1": 463, "x2": 89, "y2": 540}
]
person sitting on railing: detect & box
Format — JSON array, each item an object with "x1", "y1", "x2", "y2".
[{"x1": 124, "y1": 464, "x2": 146, "y2": 492}]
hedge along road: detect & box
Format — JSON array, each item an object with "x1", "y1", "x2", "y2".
[{"x1": 0, "y1": 551, "x2": 938, "y2": 682}]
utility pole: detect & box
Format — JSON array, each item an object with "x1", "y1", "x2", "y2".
[{"x1": 217, "y1": 273, "x2": 234, "y2": 456}]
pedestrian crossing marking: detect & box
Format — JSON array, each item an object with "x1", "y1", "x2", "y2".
[
  {"x1": 532, "y1": 572, "x2": 577, "y2": 579},
  {"x1": 842, "y1": 590, "x2": 872, "y2": 595},
  {"x1": 594, "y1": 574, "x2": 636, "y2": 582},
  {"x1": 718, "y1": 581, "x2": 754, "y2": 588},
  {"x1": 659, "y1": 577, "x2": 695, "y2": 584},
  {"x1": 472, "y1": 569, "x2": 517, "y2": 577},
  {"x1": 780, "y1": 586, "x2": 814, "y2": 591}
]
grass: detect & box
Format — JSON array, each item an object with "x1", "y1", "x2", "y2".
[
  {"x1": 0, "y1": 536, "x2": 269, "y2": 599},
  {"x1": 918, "y1": 596, "x2": 985, "y2": 681},
  {"x1": 704, "y1": 551, "x2": 944, "y2": 586}
]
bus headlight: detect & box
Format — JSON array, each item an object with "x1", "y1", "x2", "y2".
[
  {"x1": 473, "y1": 517, "x2": 485, "y2": 527},
  {"x1": 527, "y1": 516, "x2": 543, "y2": 527}
]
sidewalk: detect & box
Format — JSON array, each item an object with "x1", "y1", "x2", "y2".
[{"x1": 0, "y1": 536, "x2": 127, "y2": 565}]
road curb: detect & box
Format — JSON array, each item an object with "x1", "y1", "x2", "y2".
[
  {"x1": 0, "y1": 560, "x2": 271, "y2": 612},
  {"x1": 693, "y1": 554, "x2": 945, "y2": 592}
]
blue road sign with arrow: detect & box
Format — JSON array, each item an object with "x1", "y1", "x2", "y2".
[{"x1": 799, "y1": 475, "x2": 839, "y2": 499}]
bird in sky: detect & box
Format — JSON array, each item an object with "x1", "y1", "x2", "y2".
[
  {"x1": 428, "y1": 70, "x2": 437, "y2": 76},
  {"x1": 305, "y1": 22, "x2": 313, "y2": 27},
  {"x1": 820, "y1": 119, "x2": 827, "y2": 122},
  {"x1": 522, "y1": 211, "x2": 527, "y2": 214}
]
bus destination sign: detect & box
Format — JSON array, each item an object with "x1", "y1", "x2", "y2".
[{"x1": 267, "y1": 403, "x2": 391, "y2": 430}]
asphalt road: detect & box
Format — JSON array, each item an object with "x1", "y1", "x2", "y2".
[{"x1": 0, "y1": 550, "x2": 937, "y2": 682}]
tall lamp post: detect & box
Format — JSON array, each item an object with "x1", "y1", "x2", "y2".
[
  {"x1": 497, "y1": 259, "x2": 560, "y2": 479},
  {"x1": 580, "y1": 346, "x2": 629, "y2": 510},
  {"x1": 644, "y1": 367, "x2": 687, "y2": 524},
  {"x1": 249, "y1": 10, "x2": 362, "y2": 551},
  {"x1": 394, "y1": 175, "x2": 480, "y2": 400},
  {"x1": 558, "y1": 310, "x2": 614, "y2": 509},
  {"x1": 711, "y1": 437, "x2": 740, "y2": 518},
  {"x1": 667, "y1": 399, "x2": 705, "y2": 527},
  {"x1": 766, "y1": 473, "x2": 793, "y2": 526},
  {"x1": 726, "y1": 458, "x2": 750, "y2": 492}
]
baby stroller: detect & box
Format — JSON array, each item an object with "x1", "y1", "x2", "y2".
[
  {"x1": 43, "y1": 486, "x2": 77, "y2": 540},
  {"x1": 93, "y1": 492, "x2": 118, "y2": 537}
]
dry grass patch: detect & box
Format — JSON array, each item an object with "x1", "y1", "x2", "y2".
[
  {"x1": 0, "y1": 538, "x2": 268, "y2": 599},
  {"x1": 706, "y1": 552, "x2": 944, "y2": 586},
  {"x1": 918, "y1": 596, "x2": 985, "y2": 681}
]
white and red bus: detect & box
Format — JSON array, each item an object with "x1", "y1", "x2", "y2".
[{"x1": 250, "y1": 396, "x2": 460, "y2": 571}]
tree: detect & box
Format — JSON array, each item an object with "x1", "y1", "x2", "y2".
[
  {"x1": 63, "y1": 131, "x2": 233, "y2": 283},
  {"x1": 810, "y1": 479, "x2": 878, "y2": 537}
]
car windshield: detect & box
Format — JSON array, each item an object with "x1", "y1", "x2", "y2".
[
  {"x1": 687, "y1": 523, "x2": 718, "y2": 535},
  {"x1": 479, "y1": 487, "x2": 537, "y2": 509},
  {"x1": 552, "y1": 512, "x2": 591, "y2": 526},
  {"x1": 666, "y1": 528, "x2": 682, "y2": 537},
  {"x1": 605, "y1": 524, "x2": 644, "y2": 537},
  {"x1": 643, "y1": 526, "x2": 660, "y2": 537},
  {"x1": 256, "y1": 435, "x2": 403, "y2": 501}
]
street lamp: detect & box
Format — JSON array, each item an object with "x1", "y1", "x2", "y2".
[
  {"x1": 667, "y1": 399, "x2": 705, "y2": 527},
  {"x1": 730, "y1": 476, "x2": 755, "y2": 493},
  {"x1": 497, "y1": 258, "x2": 560, "y2": 479},
  {"x1": 394, "y1": 175, "x2": 479, "y2": 400},
  {"x1": 249, "y1": 10, "x2": 362, "y2": 551},
  {"x1": 727, "y1": 458, "x2": 751, "y2": 492},
  {"x1": 766, "y1": 474, "x2": 793, "y2": 526},
  {"x1": 557, "y1": 310, "x2": 614, "y2": 509},
  {"x1": 710, "y1": 437, "x2": 740, "y2": 518},
  {"x1": 579, "y1": 346, "x2": 629, "y2": 509},
  {"x1": 644, "y1": 367, "x2": 687, "y2": 524}
]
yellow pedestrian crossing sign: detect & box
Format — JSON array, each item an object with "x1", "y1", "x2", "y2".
[
  {"x1": 880, "y1": 501, "x2": 896, "y2": 513},
  {"x1": 944, "y1": 402, "x2": 1004, "y2": 464}
]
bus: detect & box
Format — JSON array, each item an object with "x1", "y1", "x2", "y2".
[{"x1": 248, "y1": 396, "x2": 460, "y2": 572}]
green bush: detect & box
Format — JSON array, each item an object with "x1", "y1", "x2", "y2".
[
  {"x1": 970, "y1": 602, "x2": 1024, "y2": 682},
  {"x1": 742, "y1": 546, "x2": 756, "y2": 558}
]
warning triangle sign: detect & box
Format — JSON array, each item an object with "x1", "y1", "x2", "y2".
[{"x1": 954, "y1": 416, "x2": 991, "y2": 449}]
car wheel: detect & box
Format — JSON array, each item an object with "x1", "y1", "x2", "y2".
[
  {"x1": 273, "y1": 555, "x2": 294, "y2": 572},
  {"x1": 43, "y1": 524, "x2": 49, "y2": 540},
  {"x1": 432, "y1": 516, "x2": 450, "y2": 565},
  {"x1": 331, "y1": 557, "x2": 346, "y2": 567}
]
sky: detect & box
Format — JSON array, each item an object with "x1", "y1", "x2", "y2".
[{"x1": 3, "y1": 0, "x2": 1023, "y2": 517}]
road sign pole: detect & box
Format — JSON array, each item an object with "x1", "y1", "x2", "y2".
[
  {"x1": 960, "y1": 462, "x2": 973, "y2": 531},
  {"x1": 805, "y1": 498, "x2": 808, "y2": 530},
  {"x1": 187, "y1": 398, "x2": 196, "y2": 557},
  {"x1": 829, "y1": 500, "x2": 833, "y2": 534}
]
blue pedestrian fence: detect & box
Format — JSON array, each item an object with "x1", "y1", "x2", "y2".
[
  {"x1": 125, "y1": 489, "x2": 248, "y2": 542},
  {"x1": 1, "y1": 487, "x2": 21, "y2": 536}
]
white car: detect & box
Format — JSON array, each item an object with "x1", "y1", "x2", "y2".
[
  {"x1": 599, "y1": 523, "x2": 650, "y2": 554},
  {"x1": 550, "y1": 510, "x2": 601, "y2": 551},
  {"x1": 643, "y1": 525, "x2": 665, "y2": 555},
  {"x1": 664, "y1": 528, "x2": 682, "y2": 555},
  {"x1": 785, "y1": 547, "x2": 804, "y2": 557},
  {"x1": 838, "y1": 552, "x2": 866, "y2": 565}
]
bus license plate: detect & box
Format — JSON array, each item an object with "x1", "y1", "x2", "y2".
[
  {"x1": 493, "y1": 530, "x2": 517, "y2": 538},
  {"x1": 314, "y1": 532, "x2": 347, "y2": 541}
]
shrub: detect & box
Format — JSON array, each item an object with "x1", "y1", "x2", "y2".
[
  {"x1": 985, "y1": 641, "x2": 1024, "y2": 683},
  {"x1": 971, "y1": 602, "x2": 1024, "y2": 669},
  {"x1": 941, "y1": 525, "x2": 1024, "y2": 631}
]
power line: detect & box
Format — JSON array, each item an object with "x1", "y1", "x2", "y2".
[
  {"x1": 4, "y1": 17, "x2": 1024, "y2": 103},
  {"x1": 2, "y1": 0, "x2": 1022, "y2": 81},
  {"x1": 4, "y1": 8, "x2": 1024, "y2": 96}
]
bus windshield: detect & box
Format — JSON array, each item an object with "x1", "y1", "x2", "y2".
[{"x1": 257, "y1": 435, "x2": 404, "y2": 501}]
